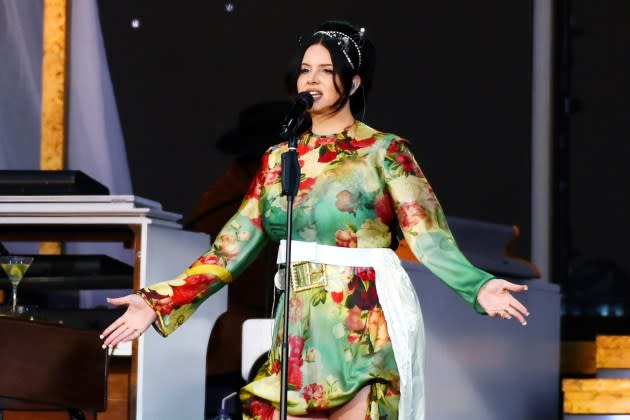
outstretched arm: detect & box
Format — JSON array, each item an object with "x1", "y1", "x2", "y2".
[
  {"x1": 382, "y1": 137, "x2": 529, "y2": 324},
  {"x1": 100, "y1": 151, "x2": 273, "y2": 345}
]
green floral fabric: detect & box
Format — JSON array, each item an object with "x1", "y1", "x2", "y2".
[{"x1": 139, "y1": 121, "x2": 494, "y2": 418}]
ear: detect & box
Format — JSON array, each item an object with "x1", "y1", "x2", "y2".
[{"x1": 350, "y1": 76, "x2": 361, "y2": 95}]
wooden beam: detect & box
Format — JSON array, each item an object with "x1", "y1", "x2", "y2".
[
  {"x1": 40, "y1": 0, "x2": 68, "y2": 170},
  {"x1": 40, "y1": 0, "x2": 69, "y2": 255},
  {"x1": 563, "y1": 378, "x2": 630, "y2": 414},
  {"x1": 597, "y1": 335, "x2": 630, "y2": 369}
]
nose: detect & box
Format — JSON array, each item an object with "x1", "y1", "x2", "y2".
[{"x1": 307, "y1": 71, "x2": 319, "y2": 85}]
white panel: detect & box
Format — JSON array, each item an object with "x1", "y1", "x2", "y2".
[{"x1": 137, "y1": 224, "x2": 226, "y2": 420}]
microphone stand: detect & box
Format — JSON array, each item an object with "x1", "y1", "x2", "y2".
[{"x1": 279, "y1": 125, "x2": 300, "y2": 420}]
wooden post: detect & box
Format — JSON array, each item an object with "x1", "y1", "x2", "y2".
[{"x1": 40, "y1": 0, "x2": 69, "y2": 255}]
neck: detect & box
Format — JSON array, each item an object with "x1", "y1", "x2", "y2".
[{"x1": 310, "y1": 106, "x2": 355, "y2": 136}]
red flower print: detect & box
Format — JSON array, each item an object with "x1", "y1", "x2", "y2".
[
  {"x1": 289, "y1": 335, "x2": 304, "y2": 358},
  {"x1": 245, "y1": 175, "x2": 263, "y2": 200},
  {"x1": 197, "y1": 254, "x2": 220, "y2": 265},
  {"x1": 355, "y1": 284, "x2": 379, "y2": 310},
  {"x1": 318, "y1": 147, "x2": 337, "y2": 163},
  {"x1": 287, "y1": 335, "x2": 304, "y2": 389},
  {"x1": 297, "y1": 143, "x2": 312, "y2": 155},
  {"x1": 249, "y1": 399, "x2": 275, "y2": 420},
  {"x1": 300, "y1": 177, "x2": 316, "y2": 191},
  {"x1": 170, "y1": 274, "x2": 215, "y2": 307},
  {"x1": 288, "y1": 358, "x2": 303, "y2": 390},
  {"x1": 303, "y1": 383, "x2": 327, "y2": 408},
  {"x1": 331, "y1": 291, "x2": 344, "y2": 304},
  {"x1": 315, "y1": 135, "x2": 337, "y2": 146},
  {"x1": 356, "y1": 267, "x2": 376, "y2": 282},
  {"x1": 271, "y1": 359, "x2": 281, "y2": 374},
  {"x1": 264, "y1": 165, "x2": 282, "y2": 185},
  {"x1": 347, "y1": 271, "x2": 379, "y2": 310},
  {"x1": 374, "y1": 193, "x2": 394, "y2": 224},
  {"x1": 396, "y1": 153, "x2": 417, "y2": 173},
  {"x1": 335, "y1": 229, "x2": 357, "y2": 248},
  {"x1": 336, "y1": 139, "x2": 355, "y2": 151},
  {"x1": 350, "y1": 136, "x2": 377, "y2": 149},
  {"x1": 260, "y1": 152, "x2": 270, "y2": 168},
  {"x1": 251, "y1": 216, "x2": 262, "y2": 229},
  {"x1": 387, "y1": 141, "x2": 401, "y2": 154},
  {"x1": 398, "y1": 202, "x2": 431, "y2": 230}
]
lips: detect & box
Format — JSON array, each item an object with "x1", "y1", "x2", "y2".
[{"x1": 308, "y1": 90, "x2": 322, "y2": 100}]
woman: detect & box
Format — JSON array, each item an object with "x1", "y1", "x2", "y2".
[{"x1": 101, "y1": 20, "x2": 529, "y2": 419}]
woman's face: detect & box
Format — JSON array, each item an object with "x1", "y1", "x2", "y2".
[{"x1": 297, "y1": 43, "x2": 343, "y2": 115}]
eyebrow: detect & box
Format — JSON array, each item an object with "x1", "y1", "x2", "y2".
[{"x1": 300, "y1": 62, "x2": 334, "y2": 67}]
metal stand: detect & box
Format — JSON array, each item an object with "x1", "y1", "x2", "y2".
[{"x1": 278, "y1": 130, "x2": 300, "y2": 420}]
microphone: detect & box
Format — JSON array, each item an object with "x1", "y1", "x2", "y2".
[{"x1": 279, "y1": 92, "x2": 314, "y2": 141}]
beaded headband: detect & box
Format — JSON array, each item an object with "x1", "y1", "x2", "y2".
[{"x1": 313, "y1": 29, "x2": 363, "y2": 71}]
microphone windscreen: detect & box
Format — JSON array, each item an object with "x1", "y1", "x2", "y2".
[{"x1": 296, "y1": 91, "x2": 314, "y2": 109}]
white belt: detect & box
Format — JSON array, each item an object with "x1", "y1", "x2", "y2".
[{"x1": 276, "y1": 240, "x2": 391, "y2": 267}]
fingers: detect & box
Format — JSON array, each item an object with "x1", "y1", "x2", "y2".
[
  {"x1": 505, "y1": 306, "x2": 527, "y2": 325},
  {"x1": 491, "y1": 301, "x2": 529, "y2": 325},
  {"x1": 101, "y1": 319, "x2": 144, "y2": 348},
  {"x1": 100, "y1": 294, "x2": 157, "y2": 350},
  {"x1": 100, "y1": 315, "x2": 126, "y2": 339},
  {"x1": 112, "y1": 327, "x2": 140, "y2": 346},
  {"x1": 106, "y1": 296, "x2": 130, "y2": 307},
  {"x1": 490, "y1": 280, "x2": 531, "y2": 325},
  {"x1": 99, "y1": 295, "x2": 137, "y2": 348},
  {"x1": 503, "y1": 281, "x2": 529, "y2": 293},
  {"x1": 504, "y1": 283, "x2": 530, "y2": 324},
  {"x1": 509, "y1": 298, "x2": 530, "y2": 319},
  {"x1": 102, "y1": 324, "x2": 130, "y2": 348}
]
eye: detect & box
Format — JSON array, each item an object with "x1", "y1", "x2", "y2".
[
  {"x1": 300, "y1": 67, "x2": 309, "y2": 74},
  {"x1": 324, "y1": 69, "x2": 334, "y2": 74}
]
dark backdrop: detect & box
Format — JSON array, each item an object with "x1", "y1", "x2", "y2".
[
  {"x1": 97, "y1": 1, "x2": 534, "y2": 261},
  {"x1": 567, "y1": 1, "x2": 630, "y2": 279}
]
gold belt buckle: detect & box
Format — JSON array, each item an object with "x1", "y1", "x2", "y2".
[{"x1": 290, "y1": 261, "x2": 328, "y2": 292}]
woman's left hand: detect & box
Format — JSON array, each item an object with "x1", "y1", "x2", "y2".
[{"x1": 476, "y1": 278, "x2": 530, "y2": 325}]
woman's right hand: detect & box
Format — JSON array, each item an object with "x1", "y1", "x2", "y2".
[{"x1": 100, "y1": 294, "x2": 157, "y2": 349}]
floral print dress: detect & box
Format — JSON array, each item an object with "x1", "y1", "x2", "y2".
[{"x1": 138, "y1": 121, "x2": 494, "y2": 419}]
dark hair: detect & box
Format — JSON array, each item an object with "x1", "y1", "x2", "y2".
[{"x1": 286, "y1": 20, "x2": 376, "y2": 118}]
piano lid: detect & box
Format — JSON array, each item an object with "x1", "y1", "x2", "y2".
[{"x1": 0, "y1": 195, "x2": 182, "y2": 224}]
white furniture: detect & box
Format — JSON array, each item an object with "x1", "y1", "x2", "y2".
[
  {"x1": 0, "y1": 195, "x2": 227, "y2": 420},
  {"x1": 406, "y1": 261, "x2": 561, "y2": 420}
]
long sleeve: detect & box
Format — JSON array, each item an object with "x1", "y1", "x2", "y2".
[
  {"x1": 381, "y1": 137, "x2": 494, "y2": 313},
  {"x1": 139, "y1": 154, "x2": 271, "y2": 336}
]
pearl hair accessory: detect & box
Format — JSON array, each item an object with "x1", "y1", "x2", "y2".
[{"x1": 313, "y1": 30, "x2": 362, "y2": 71}]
